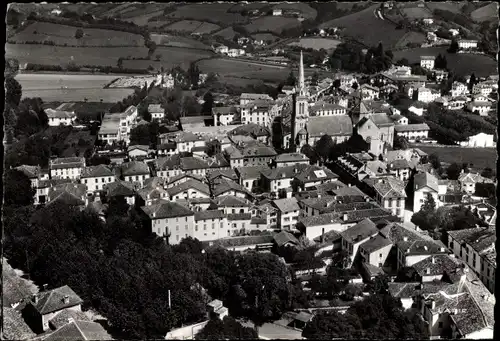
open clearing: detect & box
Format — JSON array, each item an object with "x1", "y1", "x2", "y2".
[
  {"x1": 164, "y1": 20, "x2": 220, "y2": 34},
  {"x1": 271, "y1": 3, "x2": 318, "y2": 20},
  {"x1": 213, "y1": 27, "x2": 237, "y2": 40},
  {"x1": 470, "y1": 3, "x2": 498, "y2": 22},
  {"x1": 166, "y1": 3, "x2": 247, "y2": 25},
  {"x1": 319, "y1": 4, "x2": 406, "y2": 48},
  {"x1": 288, "y1": 38, "x2": 342, "y2": 52},
  {"x1": 122, "y1": 10, "x2": 165, "y2": 26},
  {"x1": 251, "y1": 33, "x2": 280, "y2": 43},
  {"x1": 11, "y1": 22, "x2": 145, "y2": 47},
  {"x1": 394, "y1": 31, "x2": 427, "y2": 49},
  {"x1": 124, "y1": 46, "x2": 214, "y2": 71},
  {"x1": 401, "y1": 7, "x2": 433, "y2": 19},
  {"x1": 413, "y1": 145, "x2": 496, "y2": 170},
  {"x1": 6, "y1": 43, "x2": 148, "y2": 67},
  {"x1": 245, "y1": 16, "x2": 301, "y2": 34},
  {"x1": 15, "y1": 73, "x2": 133, "y2": 103},
  {"x1": 393, "y1": 47, "x2": 497, "y2": 77},
  {"x1": 150, "y1": 34, "x2": 212, "y2": 50},
  {"x1": 425, "y1": 2, "x2": 465, "y2": 14}
]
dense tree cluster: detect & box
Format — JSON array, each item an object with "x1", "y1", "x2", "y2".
[
  {"x1": 329, "y1": 42, "x2": 393, "y2": 73},
  {"x1": 195, "y1": 316, "x2": 257, "y2": 340},
  {"x1": 302, "y1": 294, "x2": 428, "y2": 339}
]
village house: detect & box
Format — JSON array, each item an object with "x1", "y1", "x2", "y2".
[
  {"x1": 148, "y1": 104, "x2": 164, "y2": 121},
  {"x1": 363, "y1": 176, "x2": 406, "y2": 219},
  {"x1": 413, "y1": 171, "x2": 442, "y2": 213},
  {"x1": 420, "y1": 56, "x2": 435, "y2": 70},
  {"x1": 417, "y1": 87, "x2": 440, "y2": 103},
  {"x1": 273, "y1": 153, "x2": 310, "y2": 167},
  {"x1": 193, "y1": 210, "x2": 228, "y2": 241},
  {"x1": 358, "y1": 233, "x2": 393, "y2": 269},
  {"x1": 120, "y1": 161, "x2": 151, "y2": 187},
  {"x1": 167, "y1": 179, "x2": 210, "y2": 202},
  {"x1": 458, "y1": 39, "x2": 478, "y2": 49},
  {"x1": 80, "y1": 165, "x2": 115, "y2": 193},
  {"x1": 472, "y1": 82, "x2": 495, "y2": 97},
  {"x1": 127, "y1": 144, "x2": 151, "y2": 160},
  {"x1": 466, "y1": 97, "x2": 493, "y2": 116},
  {"x1": 309, "y1": 102, "x2": 347, "y2": 116},
  {"x1": 224, "y1": 141, "x2": 277, "y2": 168},
  {"x1": 446, "y1": 96, "x2": 467, "y2": 110},
  {"x1": 212, "y1": 106, "x2": 237, "y2": 126},
  {"x1": 240, "y1": 93, "x2": 274, "y2": 106},
  {"x1": 390, "y1": 114, "x2": 409, "y2": 126},
  {"x1": 450, "y1": 81, "x2": 469, "y2": 97},
  {"x1": 142, "y1": 200, "x2": 195, "y2": 243},
  {"x1": 293, "y1": 165, "x2": 339, "y2": 192},
  {"x1": 235, "y1": 165, "x2": 269, "y2": 192},
  {"x1": 260, "y1": 164, "x2": 308, "y2": 198},
  {"x1": 273, "y1": 197, "x2": 301, "y2": 231},
  {"x1": 394, "y1": 123, "x2": 430, "y2": 142},
  {"x1": 340, "y1": 219, "x2": 380, "y2": 263},
  {"x1": 214, "y1": 45, "x2": 228, "y2": 54},
  {"x1": 152, "y1": 155, "x2": 183, "y2": 181},
  {"x1": 459, "y1": 132, "x2": 494, "y2": 148},
  {"x1": 357, "y1": 114, "x2": 395, "y2": 147},
  {"x1": 49, "y1": 157, "x2": 85, "y2": 180},
  {"x1": 212, "y1": 178, "x2": 252, "y2": 200},
  {"x1": 240, "y1": 100, "x2": 274, "y2": 127},
  {"x1": 458, "y1": 171, "x2": 494, "y2": 194},
  {"x1": 46, "y1": 107, "x2": 77, "y2": 126},
  {"x1": 433, "y1": 69, "x2": 448, "y2": 82},
  {"x1": 408, "y1": 103, "x2": 426, "y2": 116},
  {"x1": 304, "y1": 115, "x2": 353, "y2": 146},
  {"x1": 359, "y1": 83, "x2": 380, "y2": 100},
  {"x1": 105, "y1": 180, "x2": 137, "y2": 205}
]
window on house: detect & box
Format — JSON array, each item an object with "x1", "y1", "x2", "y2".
[
  {"x1": 176, "y1": 235, "x2": 179, "y2": 241},
  {"x1": 438, "y1": 322, "x2": 443, "y2": 329}
]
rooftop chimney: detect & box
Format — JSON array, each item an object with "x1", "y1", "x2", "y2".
[
  {"x1": 343, "y1": 213, "x2": 348, "y2": 221},
  {"x1": 430, "y1": 299, "x2": 436, "y2": 309},
  {"x1": 32, "y1": 294, "x2": 38, "y2": 304},
  {"x1": 424, "y1": 245, "x2": 428, "y2": 251},
  {"x1": 403, "y1": 236, "x2": 408, "y2": 242},
  {"x1": 63, "y1": 295, "x2": 69, "y2": 304},
  {"x1": 431, "y1": 257, "x2": 435, "y2": 264}
]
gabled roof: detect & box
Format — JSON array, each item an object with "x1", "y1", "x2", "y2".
[
  {"x1": 414, "y1": 171, "x2": 439, "y2": 192},
  {"x1": 127, "y1": 144, "x2": 149, "y2": 153},
  {"x1": 275, "y1": 153, "x2": 310, "y2": 163},
  {"x1": 105, "y1": 180, "x2": 136, "y2": 197},
  {"x1": 229, "y1": 123, "x2": 271, "y2": 137},
  {"x1": 212, "y1": 178, "x2": 250, "y2": 197},
  {"x1": 411, "y1": 254, "x2": 461, "y2": 277},
  {"x1": 339, "y1": 219, "x2": 378, "y2": 243},
  {"x1": 448, "y1": 227, "x2": 496, "y2": 257},
  {"x1": 167, "y1": 179, "x2": 210, "y2": 196},
  {"x1": 396, "y1": 238, "x2": 447, "y2": 256},
  {"x1": 81, "y1": 165, "x2": 114, "y2": 178},
  {"x1": 215, "y1": 195, "x2": 250, "y2": 207},
  {"x1": 153, "y1": 155, "x2": 182, "y2": 170},
  {"x1": 364, "y1": 176, "x2": 407, "y2": 199},
  {"x1": 306, "y1": 115, "x2": 353, "y2": 137},
  {"x1": 273, "y1": 197, "x2": 300, "y2": 213},
  {"x1": 31, "y1": 285, "x2": 83, "y2": 315},
  {"x1": 458, "y1": 172, "x2": 493, "y2": 184},
  {"x1": 370, "y1": 114, "x2": 395, "y2": 127},
  {"x1": 120, "y1": 161, "x2": 150, "y2": 176},
  {"x1": 359, "y1": 234, "x2": 392, "y2": 253},
  {"x1": 207, "y1": 169, "x2": 238, "y2": 182},
  {"x1": 194, "y1": 210, "x2": 226, "y2": 221},
  {"x1": 50, "y1": 157, "x2": 85, "y2": 170},
  {"x1": 235, "y1": 165, "x2": 270, "y2": 180},
  {"x1": 43, "y1": 319, "x2": 112, "y2": 340},
  {"x1": 389, "y1": 158, "x2": 411, "y2": 170},
  {"x1": 295, "y1": 165, "x2": 338, "y2": 183},
  {"x1": 273, "y1": 231, "x2": 299, "y2": 247},
  {"x1": 141, "y1": 199, "x2": 194, "y2": 219},
  {"x1": 261, "y1": 164, "x2": 308, "y2": 180},
  {"x1": 394, "y1": 123, "x2": 430, "y2": 132},
  {"x1": 14, "y1": 165, "x2": 41, "y2": 179},
  {"x1": 180, "y1": 157, "x2": 211, "y2": 171}
]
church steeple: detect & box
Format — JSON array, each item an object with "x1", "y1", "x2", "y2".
[{"x1": 298, "y1": 50, "x2": 305, "y2": 95}]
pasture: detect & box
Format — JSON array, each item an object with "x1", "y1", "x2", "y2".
[
  {"x1": 413, "y1": 145, "x2": 497, "y2": 171},
  {"x1": 228, "y1": 3, "x2": 271, "y2": 12},
  {"x1": 401, "y1": 7, "x2": 433, "y2": 19},
  {"x1": 214, "y1": 27, "x2": 237, "y2": 40},
  {"x1": 11, "y1": 22, "x2": 145, "y2": 47},
  {"x1": 288, "y1": 38, "x2": 342, "y2": 52},
  {"x1": 122, "y1": 10, "x2": 165, "y2": 26},
  {"x1": 15, "y1": 73, "x2": 133, "y2": 103},
  {"x1": 150, "y1": 34, "x2": 212, "y2": 50},
  {"x1": 392, "y1": 47, "x2": 497, "y2": 77},
  {"x1": 394, "y1": 31, "x2": 427, "y2": 49},
  {"x1": 245, "y1": 16, "x2": 301, "y2": 34},
  {"x1": 124, "y1": 46, "x2": 214, "y2": 71},
  {"x1": 251, "y1": 33, "x2": 280, "y2": 43},
  {"x1": 319, "y1": 4, "x2": 406, "y2": 49},
  {"x1": 270, "y1": 3, "x2": 318, "y2": 20},
  {"x1": 470, "y1": 3, "x2": 498, "y2": 22},
  {"x1": 164, "y1": 20, "x2": 220, "y2": 34},
  {"x1": 425, "y1": 2, "x2": 465, "y2": 14},
  {"x1": 166, "y1": 3, "x2": 247, "y2": 25},
  {"x1": 6, "y1": 43, "x2": 148, "y2": 67}
]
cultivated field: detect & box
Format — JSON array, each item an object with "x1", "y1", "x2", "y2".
[
  {"x1": 414, "y1": 145, "x2": 497, "y2": 170},
  {"x1": 319, "y1": 4, "x2": 406, "y2": 49},
  {"x1": 228, "y1": 3, "x2": 271, "y2": 12},
  {"x1": 15, "y1": 73, "x2": 133, "y2": 103},
  {"x1": 166, "y1": 3, "x2": 247, "y2": 25},
  {"x1": 251, "y1": 33, "x2": 280, "y2": 43},
  {"x1": 122, "y1": 10, "x2": 165, "y2": 26},
  {"x1": 245, "y1": 16, "x2": 301, "y2": 34},
  {"x1": 288, "y1": 38, "x2": 342, "y2": 52},
  {"x1": 425, "y1": 2, "x2": 465, "y2": 14},
  {"x1": 11, "y1": 22, "x2": 145, "y2": 47},
  {"x1": 214, "y1": 27, "x2": 237, "y2": 40},
  {"x1": 6, "y1": 43, "x2": 148, "y2": 67},
  {"x1": 124, "y1": 46, "x2": 214, "y2": 71},
  {"x1": 393, "y1": 47, "x2": 497, "y2": 77},
  {"x1": 271, "y1": 3, "x2": 318, "y2": 20},
  {"x1": 394, "y1": 31, "x2": 427, "y2": 49},
  {"x1": 164, "y1": 20, "x2": 220, "y2": 34},
  {"x1": 150, "y1": 34, "x2": 212, "y2": 50},
  {"x1": 470, "y1": 3, "x2": 498, "y2": 22},
  {"x1": 401, "y1": 7, "x2": 433, "y2": 19}
]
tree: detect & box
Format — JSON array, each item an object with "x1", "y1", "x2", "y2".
[
  {"x1": 351, "y1": 82, "x2": 358, "y2": 90},
  {"x1": 172, "y1": 237, "x2": 203, "y2": 255},
  {"x1": 396, "y1": 58, "x2": 409, "y2": 66},
  {"x1": 202, "y1": 92, "x2": 214, "y2": 115},
  {"x1": 314, "y1": 135, "x2": 335, "y2": 164},
  {"x1": 3, "y1": 169, "x2": 35, "y2": 207},
  {"x1": 446, "y1": 162, "x2": 462, "y2": 180},
  {"x1": 428, "y1": 153, "x2": 442, "y2": 172},
  {"x1": 285, "y1": 71, "x2": 297, "y2": 87},
  {"x1": 393, "y1": 136, "x2": 409, "y2": 150},
  {"x1": 5, "y1": 76, "x2": 22, "y2": 107},
  {"x1": 480, "y1": 167, "x2": 493, "y2": 179},
  {"x1": 196, "y1": 316, "x2": 257, "y2": 340},
  {"x1": 311, "y1": 72, "x2": 319, "y2": 86},
  {"x1": 434, "y1": 53, "x2": 447, "y2": 70},
  {"x1": 411, "y1": 193, "x2": 438, "y2": 233},
  {"x1": 448, "y1": 39, "x2": 459, "y2": 53},
  {"x1": 468, "y1": 72, "x2": 477, "y2": 92},
  {"x1": 75, "y1": 28, "x2": 84, "y2": 39},
  {"x1": 188, "y1": 62, "x2": 201, "y2": 89}
]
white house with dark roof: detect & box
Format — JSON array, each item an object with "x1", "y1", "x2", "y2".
[
  {"x1": 358, "y1": 234, "x2": 393, "y2": 268},
  {"x1": 26, "y1": 285, "x2": 83, "y2": 332},
  {"x1": 193, "y1": 210, "x2": 228, "y2": 241},
  {"x1": 413, "y1": 171, "x2": 442, "y2": 213},
  {"x1": 127, "y1": 144, "x2": 150, "y2": 160},
  {"x1": 104, "y1": 180, "x2": 137, "y2": 205},
  {"x1": 212, "y1": 106, "x2": 237, "y2": 126},
  {"x1": 363, "y1": 176, "x2": 406, "y2": 218},
  {"x1": 49, "y1": 157, "x2": 85, "y2": 180},
  {"x1": 293, "y1": 165, "x2": 339, "y2": 192},
  {"x1": 215, "y1": 195, "x2": 251, "y2": 215},
  {"x1": 458, "y1": 171, "x2": 494, "y2": 194},
  {"x1": 458, "y1": 132, "x2": 494, "y2": 148},
  {"x1": 274, "y1": 153, "x2": 310, "y2": 167},
  {"x1": 120, "y1": 161, "x2": 150, "y2": 186},
  {"x1": 309, "y1": 102, "x2": 347, "y2": 116},
  {"x1": 235, "y1": 165, "x2": 269, "y2": 192},
  {"x1": 212, "y1": 178, "x2": 251, "y2": 199},
  {"x1": 142, "y1": 199, "x2": 195, "y2": 244},
  {"x1": 260, "y1": 164, "x2": 308, "y2": 198},
  {"x1": 340, "y1": 219, "x2": 379, "y2": 263},
  {"x1": 420, "y1": 56, "x2": 435, "y2": 70},
  {"x1": 80, "y1": 165, "x2": 116, "y2": 193},
  {"x1": 46, "y1": 108, "x2": 77, "y2": 126},
  {"x1": 304, "y1": 115, "x2": 353, "y2": 146},
  {"x1": 167, "y1": 179, "x2": 210, "y2": 202},
  {"x1": 357, "y1": 114, "x2": 395, "y2": 147},
  {"x1": 273, "y1": 197, "x2": 300, "y2": 231},
  {"x1": 240, "y1": 93, "x2": 273, "y2": 106},
  {"x1": 394, "y1": 123, "x2": 430, "y2": 142},
  {"x1": 359, "y1": 84, "x2": 380, "y2": 100},
  {"x1": 148, "y1": 103, "x2": 164, "y2": 121}
]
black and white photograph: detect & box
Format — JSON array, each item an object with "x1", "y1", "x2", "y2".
[{"x1": 2, "y1": 1, "x2": 498, "y2": 340}]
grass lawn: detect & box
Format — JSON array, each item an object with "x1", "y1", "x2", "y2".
[
  {"x1": 319, "y1": 4, "x2": 406, "y2": 49},
  {"x1": 394, "y1": 31, "x2": 427, "y2": 49},
  {"x1": 11, "y1": 22, "x2": 145, "y2": 47},
  {"x1": 166, "y1": 3, "x2": 247, "y2": 25},
  {"x1": 288, "y1": 38, "x2": 342, "y2": 52},
  {"x1": 270, "y1": 3, "x2": 318, "y2": 20},
  {"x1": 470, "y1": 2, "x2": 498, "y2": 22},
  {"x1": 400, "y1": 7, "x2": 433, "y2": 19},
  {"x1": 245, "y1": 16, "x2": 301, "y2": 34},
  {"x1": 414, "y1": 145, "x2": 497, "y2": 170},
  {"x1": 150, "y1": 34, "x2": 212, "y2": 50},
  {"x1": 251, "y1": 33, "x2": 280, "y2": 43},
  {"x1": 6, "y1": 43, "x2": 148, "y2": 67},
  {"x1": 425, "y1": 2, "x2": 466, "y2": 14},
  {"x1": 393, "y1": 47, "x2": 497, "y2": 77},
  {"x1": 124, "y1": 46, "x2": 214, "y2": 71},
  {"x1": 164, "y1": 20, "x2": 220, "y2": 34},
  {"x1": 213, "y1": 27, "x2": 237, "y2": 40}
]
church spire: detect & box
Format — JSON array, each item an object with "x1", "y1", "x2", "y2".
[{"x1": 299, "y1": 50, "x2": 305, "y2": 93}]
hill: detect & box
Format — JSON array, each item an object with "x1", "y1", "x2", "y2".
[{"x1": 470, "y1": 2, "x2": 498, "y2": 22}]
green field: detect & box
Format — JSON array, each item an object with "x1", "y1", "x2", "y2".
[
  {"x1": 470, "y1": 2, "x2": 498, "y2": 22},
  {"x1": 288, "y1": 38, "x2": 342, "y2": 52},
  {"x1": 245, "y1": 16, "x2": 301, "y2": 34},
  {"x1": 124, "y1": 46, "x2": 214, "y2": 71},
  {"x1": 394, "y1": 31, "x2": 427, "y2": 49},
  {"x1": 393, "y1": 47, "x2": 497, "y2": 77},
  {"x1": 16, "y1": 73, "x2": 134, "y2": 103},
  {"x1": 166, "y1": 3, "x2": 247, "y2": 25},
  {"x1": 401, "y1": 7, "x2": 433, "y2": 19},
  {"x1": 270, "y1": 3, "x2": 318, "y2": 20},
  {"x1": 122, "y1": 10, "x2": 166, "y2": 26},
  {"x1": 164, "y1": 20, "x2": 220, "y2": 34},
  {"x1": 319, "y1": 4, "x2": 406, "y2": 48},
  {"x1": 11, "y1": 22, "x2": 145, "y2": 47},
  {"x1": 150, "y1": 34, "x2": 212, "y2": 50},
  {"x1": 251, "y1": 33, "x2": 280, "y2": 43},
  {"x1": 425, "y1": 2, "x2": 466, "y2": 14},
  {"x1": 414, "y1": 145, "x2": 497, "y2": 170},
  {"x1": 6, "y1": 43, "x2": 148, "y2": 67},
  {"x1": 214, "y1": 27, "x2": 237, "y2": 40}
]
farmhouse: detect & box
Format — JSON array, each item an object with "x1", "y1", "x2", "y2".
[
  {"x1": 46, "y1": 107, "x2": 77, "y2": 126},
  {"x1": 472, "y1": 82, "x2": 495, "y2": 97},
  {"x1": 273, "y1": 9, "x2": 283, "y2": 16},
  {"x1": 417, "y1": 87, "x2": 440, "y2": 103},
  {"x1": 394, "y1": 123, "x2": 430, "y2": 142},
  {"x1": 148, "y1": 104, "x2": 164, "y2": 121},
  {"x1": 420, "y1": 56, "x2": 435, "y2": 70},
  {"x1": 466, "y1": 100, "x2": 492, "y2": 116},
  {"x1": 212, "y1": 106, "x2": 237, "y2": 126},
  {"x1": 80, "y1": 165, "x2": 115, "y2": 193},
  {"x1": 50, "y1": 157, "x2": 85, "y2": 180},
  {"x1": 451, "y1": 81, "x2": 468, "y2": 97},
  {"x1": 458, "y1": 39, "x2": 478, "y2": 49},
  {"x1": 214, "y1": 45, "x2": 228, "y2": 54},
  {"x1": 459, "y1": 133, "x2": 494, "y2": 148}
]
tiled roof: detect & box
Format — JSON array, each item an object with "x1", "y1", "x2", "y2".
[
  {"x1": 50, "y1": 157, "x2": 85, "y2": 170},
  {"x1": 153, "y1": 155, "x2": 182, "y2": 170},
  {"x1": 212, "y1": 106, "x2": 238, "y2": 115},
  {"x1": 394, "y1": 123, "x2": 430, "y2": 132},
  {"x1": 240, "y1": 93, "x2": 273, "y2": 101},
  {"x1": 275, "y1": 153, "x2": 310, "y2": 163},
  {"x1": 229, "y1": 123, "x2": 271, "y2": 137},
  {"x1": 240, "y1": 142, "x2": 277, "y2": 157},
  {"x1": 167, "y1": 173, "x2": 204, "y2": 186},
  {"x1": 448, "y1": 227, "x2": 496, "y2": 256},
  {"x1": 306, "y1": 115, "x2": 353, "y2": 137},
  {"x1": 458, "y1": 172, "x2": 493, "y2": 184},
  {"x1": 167, "y1": 179, "x2": 210, "y2": 196},
  {"x1": 339, "y1": 219, "x2": 378, "y2": 243},
  {"x1": 207, "y1": 169, "x2": 238, "y2": 181},
  {"x1": 364, "y1": 176, "x2": 407, "y2": 199},
  {"x1": 148, "y1": 103, "x2": 163, "y2": 113},
  {"x1": 261, "y1": 164, "x2": 308, "y2": 180},
  {"x1": 127, "y1": 144, "x2": 149, "y2": 153},
  {"x1": 235, "y1": 165, "x2": 270, "y2": 180},
  {"x1": 2, "y1": 307, "x2": 36, "y2": 340},
  {"x1": 370, "y1": 114, "x2": 395, "y2": 127},
  {"x1": 141, "y1": 199, "x2": 194, "y2": 219},
  {"x1": 105, "y1": 181, "x2": 136, "y2": 197},
  {"x1": 47, "y1": 184, "x2": 87, "y2": 207},
  {"x1": 48, "y1": 308, "x2": 89, "y2": 330},
  {"x1": 121, "y1": 161, "x2": 150, "y2": 176},
  {"x1": 396, "y1": 238, "x2": 447, "y2": 256},
  {"x1": 194, "y1": 210, "x2": 225, "y2": 221},
  {"x1": 81, "y1": 165, "x2": 114, "y2": 178},
  {"x1": 295, "y1": 165, "x2": 338, "y2": 183},
  {"x1": 144, "y1": 176, "x2": 167, "y2": 188},
  {"x1": 43, "y1": 320, "x2": 112, "y2": 340},
  {"x1": 389, "y1": 158, "x2": 411, "y2": 170},
  {"x1": 227, "y1": 213, "x2": 252, "y2": 221},
  {"x1": 31, "y1": 285, "x2": 83, "y2": 315},
  {"x1": 411, "y1": 254, "x2": 461, "y2": 277},
  {"x1": 14, "y1": 164, "x2": 41, "y2": 179},
  {"x1": 215, "y1": 195, "x2": 250, "y2": 207},
  {"x1": 273, "y1": 197, "x2": 300, "y2": 213},
  {"x1": 212, "y1": 178, "x2": 250, "y2": 197},
  {"x1": 46, "y1": 108, "x2": 76, "y2": 119},
  {"x1": 137, "y1": 186, "x2": 168, "y2": 201},
  {"x1": 414, "y1": 171, "x2": 439, "y2": 192},
  {"x1": 359, "y1": 234, "x2": 392, "y2": 253},
  {"x1": 204, "y1": 233, "x2": 275, "y2": 248}
]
